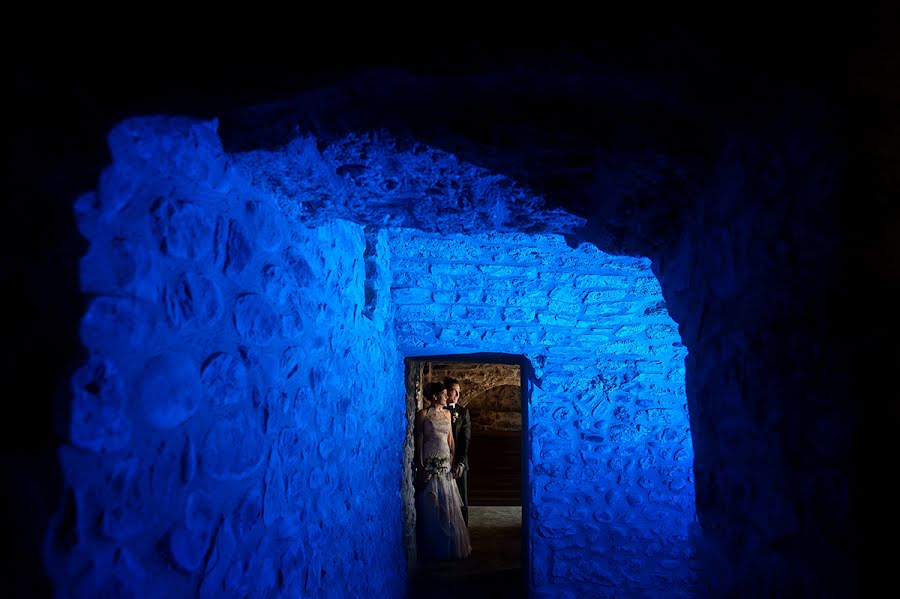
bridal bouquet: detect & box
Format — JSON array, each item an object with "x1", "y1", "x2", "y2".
[{"x1": 424, "y1": 455, "x2": 449, "y2": 477}]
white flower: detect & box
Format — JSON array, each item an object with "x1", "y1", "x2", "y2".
[{"x1": 424, "y1": 454, "x2": 449, "y2": 476}]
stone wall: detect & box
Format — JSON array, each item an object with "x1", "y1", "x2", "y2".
[
  {"x1": 470, "y1": 385, "x2": 522, "y2": 432},
  {"x1": 45, "y1": 117, "x2": 406, "y2": 597},
  {"x1": 389, "y1": 229, "x2": 695, "y2": 597},
  {"x1": 653, "y1": 118, "x2": 857, "y2": 596}
]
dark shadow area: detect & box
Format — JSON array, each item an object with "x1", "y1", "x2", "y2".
[
  {"x1": 409, "y1": 506, "x2": 524, "y2": 599},
  {"x1": 468, "y1": 432, "x2": 520, "y2": 507}
]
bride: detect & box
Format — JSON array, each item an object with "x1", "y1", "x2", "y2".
[{"x1": 415, "y1": 382, "x2": 472, "y2": 560}]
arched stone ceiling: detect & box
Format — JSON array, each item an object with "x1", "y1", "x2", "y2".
[{"x1": 220, "y1": 62, "x2": 710, "y2": 258}]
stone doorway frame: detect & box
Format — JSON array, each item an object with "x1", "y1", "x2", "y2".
[{"x1": 401, "y1": 352, "x2": 533, "y2": 587}]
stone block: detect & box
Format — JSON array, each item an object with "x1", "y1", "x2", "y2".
[
  {"x1": 575, "y1": 274, "x2": 630, "y2": 289},
  {"x1": 242, "y1": 198, "x2": 286, "y2": 252},
  {"x1": 583, "y1": 302, "x2": 633, "y2": 318},
  {"x1": 451, "y1": 304, "x2": 498, "y2": 322},
  {"x1": 503, "y1": 307, "x2": 537, "y2": 323},
  {"x1": 202, "y1": 411, "x2": 265, "y2": 481},
  {"x1": 69, "y1": 354, "x2": 130, "y2": 452},
  {"x1": 81, "y1": 296, "x2": 154, "y2": 353},
  {"x1": 479, "y1": 264, "x2": 538, "y2": 278},
  {"x1": 390, "y1": 287, "x2": 433, "y2": 304},
  {"x1": 214, "y1": 216, "x2": 253, "y2": 276},
  {"x1": 548, "y1": 286, "x2": 583, "y2": 303},
  {"x1": 261, "y1": 264, "x2": 299, "y2": 307},
  {"x1": 547, "y1": 302, "x2": 581, "y2": 317},
  {"x1": 456, "y1": 289, "x2": 485, "y2": 303},
  {"x1": 537, "y1": 313, "x2": 578, "y2": 327},
  {"x1": 584, "y1": 288, "x2": 629, "y2": 302},
  {"x1": 151, "y1": 198, "x2": 215, "y2": 261},
  {"x1": 507, "y1": 291, "x2": 550, "y2": 309},
  {"x1": 139, "y1": 352, "x2": 201, "y2": 429},
  {"x1": 430, "y1": 263, "x2": 481, "y2": 275},
  {"x1": 395, "y1": 303, "x2": 449, "y2": 322},
  {"x1": 432, "y1": 290, "x2": 459, "y2": 303},
  {"x1": 201, "y1": 352, "x2": 248, "y2": 408},
  {"x1": 234, "y1": 293, "x2": 281, "y2": 345}
]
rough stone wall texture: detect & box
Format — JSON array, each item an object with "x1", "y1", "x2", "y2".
[
  {"x1": 47, "y1": 117, "x2": 406, "y2": 598},
  {"x1": 428, "y1": 362, "x2": 521, "y2": 398},
  {"x1": 653, "y1": 118, "x2": 857, "y2": 597},
  {"x1": 230, "y1": 130, "x2": 585, "y2": 236},
  {"x1": 469, "y1": 385, "x2": 522, "y2": 432},
  {"x1": 242, "y1": 75, "x2": 867, "y2": 594},
  {"x1": 389, "y1": 229, "x2": 695, "y2": 597},
  {"x1": 401, "y1": 360, "x2": 426, "y2": 571}
]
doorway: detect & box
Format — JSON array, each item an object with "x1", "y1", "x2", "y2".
[{"x1": 403, "y1": 355, "x2": 528, "y2": 597}]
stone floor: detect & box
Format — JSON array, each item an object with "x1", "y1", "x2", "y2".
[{"x1": 407, "y1": 506, "x2": 525, "y2": 598}]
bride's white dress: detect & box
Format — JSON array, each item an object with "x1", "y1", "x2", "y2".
[{"x1": 417, "y1": 406, "x2": 472, "y2": 560}]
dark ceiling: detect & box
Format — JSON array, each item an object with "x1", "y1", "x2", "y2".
[
  {"x1": 3, "y1": 16, "x2": 898, "y2": 444},
  {"x1": 7, "y1": 12, "x2": 897, "y2": 204},
  {"x1": 10, "y1": 13, "x2": 898, "y2": 147}
]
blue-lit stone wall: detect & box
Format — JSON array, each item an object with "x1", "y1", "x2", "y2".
[
  {"x1": 389, "y1": 229, "x2": 695, "y2": 597},
  {"x1": 46, "y1": 117, "x2": 406, "y2": 597},
  {"x1": 652, "y1": 121, "x2": 854, "y2": 596}
]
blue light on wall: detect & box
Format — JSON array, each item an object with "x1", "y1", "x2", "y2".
[
  {"x1": 47, "y1": 117, "x2": 407, "y2": 597},
  {"x1": 47, "y1": 117, "x2": 694, "y2": 598},
  {"x1": 389, "y1": 229, "x2": 696, "y2": 596}
]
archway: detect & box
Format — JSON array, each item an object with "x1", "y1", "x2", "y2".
[{"x1": 403, "y1": 355, "x2": 528, "y2": 597}]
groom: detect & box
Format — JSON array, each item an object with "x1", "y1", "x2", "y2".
[{"x1": 445, "y1": 377, "x2": 471, "y2": 526}]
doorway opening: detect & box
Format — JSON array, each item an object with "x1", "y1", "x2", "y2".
[{"x1": 403, "y1": 354, "x2": 529, "y2": 596}]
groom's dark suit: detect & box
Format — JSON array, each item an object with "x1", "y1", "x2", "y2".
[{"x1": 448, "y1": 403, "x2": 471, "y2": 525}]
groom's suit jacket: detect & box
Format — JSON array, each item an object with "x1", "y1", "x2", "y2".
[{"x1": 448, "y1": 404, "x2": 471, "y2": 470}]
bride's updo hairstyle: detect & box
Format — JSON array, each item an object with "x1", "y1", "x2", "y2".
[{"x1": 423, "y1": 381, "x2": 445, "y2": 403}]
